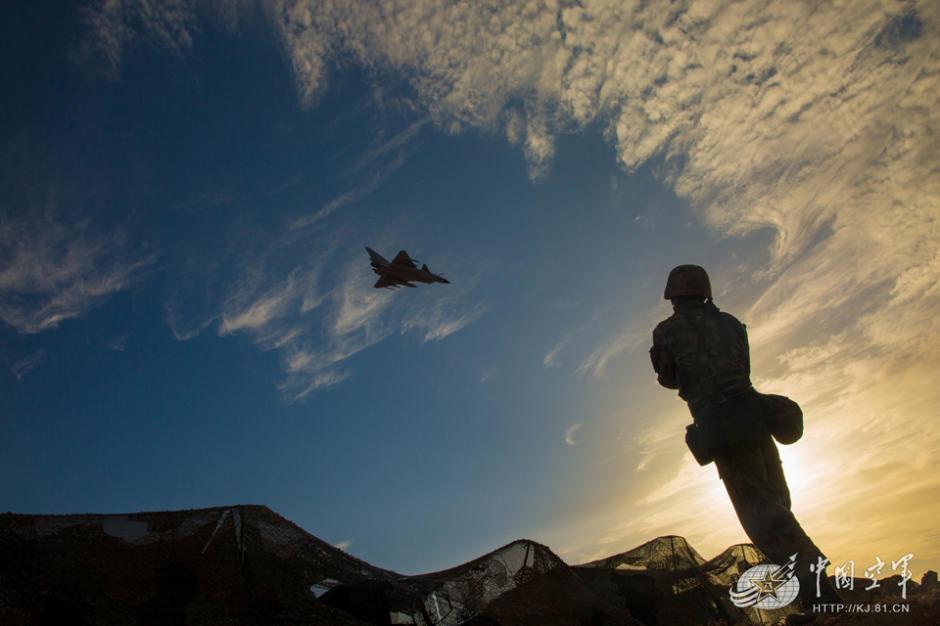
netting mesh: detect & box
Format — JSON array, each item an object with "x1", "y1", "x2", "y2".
[
  {"x1": 404, "y1": 540, "x2": 563, "y2": 625},
  {"x1": 703, "y1": 544, "x2": 799, "y2": 625},
  {"x1": 583, "y1": 535, "x2": 706, "y2": 572},
  {"x1": 0, "y1": 508, "x2": 834, "y2": 625},
  {"x1": 580, "y1": 535, "x2": 751, "y2": 625}
]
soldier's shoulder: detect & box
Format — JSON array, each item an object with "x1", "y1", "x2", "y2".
[
  {"x1": 653, "y1": 313, "x2": 685, "y2": 336},
  {"x1": 717, "y1": 309, "x2": 747, "y2": 329}
]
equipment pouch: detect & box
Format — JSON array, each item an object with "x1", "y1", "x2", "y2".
[
  {"x1": 685, "y1": 423, "x2": 715, "y2": 466},
  {"x1": 759, "y1": 393, "x2": 803, "y2": 445}
]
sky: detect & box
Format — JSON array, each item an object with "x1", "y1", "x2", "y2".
[{"x1": 1, "y1": 0, "x2": 938, "y2": 581}]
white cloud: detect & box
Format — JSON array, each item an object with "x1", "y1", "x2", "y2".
[
  {"x1": 420, "y1": 317, "x2": 470, "y2": 342},
  {"x1": 334, "y1": 539, "x2": 353, "y2": 551},
  {"x1": 576, "y1": 322, "x2": 651, "y2": 380},
  {"x1": 333, "y1": 278, "x2": 392, "y2": 337},
  {"x1": 257, "y1": 257, "x2": 394, "y2": 401},
  {"x1": 564, "y1": 422, "x2": 583, "y2": 446},
  {"x1": 220, "y1": 269, "x2": 302, "y2": 335},
  {"x1": 0, "y1": 208, "x2": 156, "y2": 334},
  {"x1": 267, "y1": 257, "x2": 483, "y2": 400},
  {"x1": 290, "y1": 150, "x2": 408, "y2": 230},
  {"x1": 354, "y1": 120, "x2": 427, "y2": 170},
  {"x1": 401, "y1": 302, "x2": 486, "y2": 344},
  {"x1": 542, "y1": 341, "x2": 564, "y2": 368},
  {"x1": 76, "y1": 0, "x2": 198, "y2": 76},
  {"x1": 11, "y1": 349, "x2": 47, "y2": 381},
  {"x1": 289, "y1": 120, "x2": 424, "y2": 230},
  {"x1": 285, "y1": 368, "x2": 352, "y2": 402}
]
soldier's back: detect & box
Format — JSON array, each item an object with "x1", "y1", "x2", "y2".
[{"x1": 653, "y1": 301, "x2": 752, "y2": 407}]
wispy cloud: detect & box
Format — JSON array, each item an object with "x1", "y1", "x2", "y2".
[
  {"x1": 190, "y1": 121, "x2": 433, "y2": 400},
  {"x1": 575, "y1": 323, "x2": 650, "y2": 380},
  {"x1": 289, "y1": 119, "x2": 425, "y2": 231},
  {"x1": 75, "y1": 0, "x2": 199, "y2": 77},
  {"x1": 174, "y1": 119, "x2": 431, "y2": 401},
  {"x1": 564, "y1": 422, "x2": 583, "y2": 446},
  {"x1": 220, "y1": 269, "x2": 304, "y2": 336},
  {"x1": 332, "y1": 269, "x2": 392, "y2": 336},
  {"x1": 0, "y1": 206, "x2": 156, "y2": 334},
  {"x1": 334, "y1": 539, "x2": 353, "y2": 551},
  {"x1": 249, "y1": 257, "x2": 394, "y2": 402},
  {"x1": 354, "y1": 120, "x2": 427, "y2": 170},
  {"x1": 268, "y1": 258, "x2": 484, "y2": 401},
  {"x1": 289, "y1": 150, "x2": 407, "y2": 230},
  {"x1": 108, "y1": 334, "x2": 129, "y2": 351},
  {"x1": 283, "y1": 368, "x2": 352, "y2": 403},
  {"x1": 401, "y1": 301, "x2": 486, "y2": 344},
  {"x1": 11, "y1": 349, "x2": 47, "y2": 381},
  {"x1": 542, "y1": 341, "x2": 565, "y2": 369}
]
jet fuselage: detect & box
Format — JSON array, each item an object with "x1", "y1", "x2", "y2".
[{"x1": 366, "y1": 247, "x2": 449, "y2": 289}]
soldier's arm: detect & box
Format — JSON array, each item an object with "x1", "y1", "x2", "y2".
[{"x1": 650, "y1": 326, "x2": 678, "y2": 389}]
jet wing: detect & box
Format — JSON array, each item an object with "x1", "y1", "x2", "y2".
[
  {"x1": 366, "y1": 247, "x2": 389, "y2": 266},
  {"x1": 373, "y1": 276, "x2": 417, "y2": 289},
  {"x1": 391, "y1": 250, "x2": 417, "y2": 268}
]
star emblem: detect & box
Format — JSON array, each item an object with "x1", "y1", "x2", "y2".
[{"x1": 750, "y1": 568, "x2": 787, "y2": 601}]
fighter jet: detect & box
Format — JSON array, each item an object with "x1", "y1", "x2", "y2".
[{"x1": 366, "y1": 247, "x2": 450, "y2": 289}]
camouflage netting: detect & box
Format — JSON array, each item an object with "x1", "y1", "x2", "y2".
[
  {"x1": 582, "y1": 535, "x2": 707, "y2": 573},
  {"x1": 701, "y1": 544, "x2": 793, "y2": 625},
  {"x1": 311, "y1": 539, "x2": 576, "y2": 625},
  {"x1": 402, "y1": 539, "x2": 565, "y2": 625},
  {"x1": 0, "y1": 506, "x2": 616, "y2": 625},
  {"x1": 4, "y1": 507, "x2": 938, "y2": 625},
  {"x1": 577, "y1": 535, "x2": 752, "y2": 625},
  {"x1": 0, "y1": 505, "x2": 389, "y2": 624}
]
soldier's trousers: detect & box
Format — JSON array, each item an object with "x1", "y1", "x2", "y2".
[{"x1": 714, "y1": 438, "x2": 839, "y2": 607}]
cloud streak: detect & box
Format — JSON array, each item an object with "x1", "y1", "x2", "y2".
[
  {"x1": 11, "y1": 349, "x2": 47, "y2": 381},
  {"x1": 401, "y1": 301, "x2": 486, "y2": 344},
  {"x1": 76, "y1": 0, "x2": 199, "y2": 77},
  {"x1": 564, "y1": 422, "x2": 583, "y2": 446},
  {"x1": 0, "y1": 207, "x2": 156, "y2": 334}
]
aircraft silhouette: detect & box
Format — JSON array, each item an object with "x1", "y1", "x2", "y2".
[{"x1": 366, "y1": 247, "x2": 450, "y2": 289}]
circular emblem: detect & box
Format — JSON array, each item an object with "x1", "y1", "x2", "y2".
[{"x1": 730, "y1": 563, "x2": 800, "y2": 609}]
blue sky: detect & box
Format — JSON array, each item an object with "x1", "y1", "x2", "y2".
[{"x1": 2, "y1": 1, "x2": 939, "y2": 578}]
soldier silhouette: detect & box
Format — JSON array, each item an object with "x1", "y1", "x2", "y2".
[{"x1": 649, "y1": 265, "x2": 842, "y2": 619}]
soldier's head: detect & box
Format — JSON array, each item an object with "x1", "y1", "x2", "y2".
[{"x1": 664, "y1": 265, "x2": 711, "y2": 303}]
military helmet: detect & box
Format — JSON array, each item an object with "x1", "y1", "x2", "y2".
[{"x1": 664, "y1": 265, "x2": 712, "y2": 300}]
